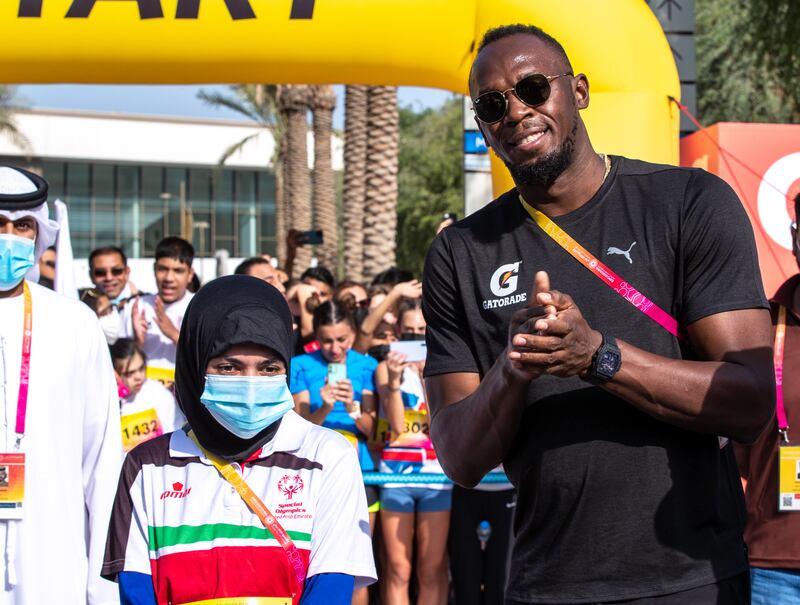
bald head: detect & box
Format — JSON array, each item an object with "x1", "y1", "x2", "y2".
[{"x1": 470, "y1": 25, "x2": 572, "y2": 97}]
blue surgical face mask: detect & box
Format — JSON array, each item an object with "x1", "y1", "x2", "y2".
[
  {"x1": 0, "y1": 234, "x2": 35, "y2": 292},
  {"x1": 200, "y1": 374, "x2": 294, "y2": 439}
]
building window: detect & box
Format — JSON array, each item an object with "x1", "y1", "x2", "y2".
[{"x1": 31, "y1": 161, "x2": 275, "y2": 259}]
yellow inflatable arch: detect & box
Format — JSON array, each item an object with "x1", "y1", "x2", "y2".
[{"x1": 0, "y1": 0, "x2": 679, "y2": 196}]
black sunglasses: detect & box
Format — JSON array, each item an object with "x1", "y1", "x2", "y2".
[
  {"x1": 92, "y1": 266, "x2": 125, "y2": 278},
  {"x1": 472, "y1": 73, "x2": 573, "y2": 124}
]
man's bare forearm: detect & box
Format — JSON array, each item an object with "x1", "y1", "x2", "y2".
[
  {"x1": 604, "y1": 340, "x2": 774, "y2": 443},
  {"x1": 428, "y1": 354, "x2": 529, "y2": 487}
]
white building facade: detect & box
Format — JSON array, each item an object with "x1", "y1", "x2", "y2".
[{"x1": 0, "y1": 108, "x2": 342, "y2": 265}]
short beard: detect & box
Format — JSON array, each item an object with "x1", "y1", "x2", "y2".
[{"x1": 506, "y1": 119, "x2": 577, "y2": 188}]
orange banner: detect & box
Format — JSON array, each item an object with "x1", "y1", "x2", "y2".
[{"x1": 680, "y1": 123, "x2": 800, "y2": 296}]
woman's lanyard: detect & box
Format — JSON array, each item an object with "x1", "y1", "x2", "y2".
[
  {"x1": 187, "y1": 431, "x2": 306, "y2": 595},
  {"x1": 14, "y1": 282, "x2": 32, "y2": 450},
  {"x1": 518, "y1": 196, "x2": 682, "y2": 339},
  {"x1": 775, "y1": 305, "x2": 789, "y2": 443}
]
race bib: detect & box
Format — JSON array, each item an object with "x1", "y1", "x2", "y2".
[
  {"x1": 383, "y1": 409, "x2": 430, "y2": 448},
  {"x1": 146, "y1": 366, "x2": 175, "y2": 390},
  {"x1": 0, "y1": 453, "x2": 25, "y2": 519},
  {"x1": 121, "y1": 408, "x2": 163, "y2": 452},
  {"x1": 183, "y1": 599, "x2": 291, "y2": 605}
]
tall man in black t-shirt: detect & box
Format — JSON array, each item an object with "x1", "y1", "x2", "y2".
[{"x1": 422, "y1": 24, "x2": 775, "y2": 605}]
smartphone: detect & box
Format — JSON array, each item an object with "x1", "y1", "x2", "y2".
[
  {"x1": 390, "y1": 340, "x2": 427, "y2": 363},
  {"x1": 296, "y1": 230, "x2": 324, "y2": 245},
  {"x1": 367, "y1": 344, "x2": 390, "y2": 362},
  {"x1": 327, "y1": 362, "x2": 347, "y2": 385}
]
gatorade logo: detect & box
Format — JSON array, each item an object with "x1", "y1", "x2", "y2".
[
  {"x1": 483, "y1": 261, "x2": 527, "y2": 310},
  {"x1": 490, "y1": 262, "x2": 521, "y2": 297}
]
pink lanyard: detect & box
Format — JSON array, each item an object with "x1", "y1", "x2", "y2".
[
  {"x1": 14, "y1": 282, "x2": 33, "y2": 447},
  {"x1": 775, "y1": 305, "x2": 789, "y2": 442},
  {"x1": 519, "y1": 196, "x2": 682, "y2": 339}
]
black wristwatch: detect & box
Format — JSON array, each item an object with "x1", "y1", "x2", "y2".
[{"x1": 587, "y1": 334, "x2": 621, "y2": 383}]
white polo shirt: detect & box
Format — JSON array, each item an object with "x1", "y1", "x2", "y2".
[
  {"x1": 120, "y1": 292, "x2": 193, "y2": 379},
  {"x1": 103, "y1": 411, "x2": 376, "y2": 603}
]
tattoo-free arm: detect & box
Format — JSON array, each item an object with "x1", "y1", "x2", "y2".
[
  {"x1": 599, "y1": 309, "x2": 774, "y2": 443},
  {"x1": 512, "y1": 286, "x2": 775, "y2": 443},
  {"x1": 427, "y1": 360, "x2": 528, "y2": 488}
]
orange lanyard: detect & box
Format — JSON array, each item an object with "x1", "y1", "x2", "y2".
[
  {"x1": 14, "y1": 282, "x2": 32, "y2": 447},
  {"x1": 187, "y1": 431, "x2": 306, "y2": 595}
]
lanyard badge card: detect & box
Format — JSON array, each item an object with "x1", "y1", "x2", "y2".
[
  {"x1": 0, "y1": 283, "x2": 32, "y2": 520},
  {"x1": 774, "y1": 306, "x2": 800, "y2": 512}
]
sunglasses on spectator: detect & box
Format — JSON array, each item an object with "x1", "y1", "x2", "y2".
[
  {"x1": 93, "y1": 267, "x2": 125, "y2": 278},
  {"x1": 472, "y1": 73, "x2": 573, "y2": 124}
]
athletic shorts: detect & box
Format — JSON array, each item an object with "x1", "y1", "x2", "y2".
[{"x1": 381, "y1": 486, "x2": 452, "y2": 513}]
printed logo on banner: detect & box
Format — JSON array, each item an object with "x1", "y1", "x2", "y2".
[
  {"x1": 278, "y1": 474, "x2": 304, "y2": 501},
  {"x1": 483, "y1": 262, "x2": 527, "y2": 310}
]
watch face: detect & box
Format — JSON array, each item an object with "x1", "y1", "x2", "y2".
[{"x1": 598, "y1": 350, "x2": 621, "y2": 377}]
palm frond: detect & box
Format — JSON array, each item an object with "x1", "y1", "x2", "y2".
[
  {"x1": 217, "y1": 133, "x2": 260, "y2": 166},
  {"x1": 197, "y1": 89, "x2": 261, "y2": 123}
]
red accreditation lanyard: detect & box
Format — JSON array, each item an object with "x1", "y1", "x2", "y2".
[
  {"x1": 187, "y1": 431, "x2": 306, "y2": 595},
  {"x1": 14, "y1": 282, "x2": 33, "y2": 448},
  {"x1": 775, "y1": 305, "x2": 789, "y2": 442},
  {"x1": 519, "y1": 196, "x2": 682, "y2": 339}
]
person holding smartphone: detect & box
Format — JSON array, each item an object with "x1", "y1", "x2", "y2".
[
  {"x1": 290, "y1": 300, "x2": 379, "y2": 605},
  {"x1": 375, "y1": 299, "x2": 451, "y2": 605}
]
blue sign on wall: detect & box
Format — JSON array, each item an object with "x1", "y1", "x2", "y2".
[{"x1": 464, "y1": 131, "x2": 488, "y2": 154}]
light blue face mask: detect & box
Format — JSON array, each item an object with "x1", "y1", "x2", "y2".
[
  {"x1": 200, "y1": 374, "x2": 294, "y2": 439},
  {"x1": 0, "y1": 234, "x2": 35, "y2": 292}
]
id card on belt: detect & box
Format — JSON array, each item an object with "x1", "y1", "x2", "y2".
[
  {"x1": 0, "y1": 453, "x2": 25, "y2": 519},
  {"x1": 778, "y1": 446, "x2": 800, "y2": 511}
]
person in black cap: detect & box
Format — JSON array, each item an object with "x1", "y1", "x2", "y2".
[
  {"x1": 103, "y1": 275, "x2": 377, "y2": 605},
  {"x1": 0, "y1": 165, "x2": 121, "y2": 604}
]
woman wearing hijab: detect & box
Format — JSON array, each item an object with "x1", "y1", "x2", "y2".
[{"x1": 102, "y1": 275, "x2": 377, "y2": 605}]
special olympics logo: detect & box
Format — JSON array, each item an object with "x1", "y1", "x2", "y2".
[
  {"x1": 278, "y1": 474, "x2": 304, "y2": 500},
  {"x1": 489, "y1": 262, "x2": 521, "y2": 297},
  {"x1": 757, "y1": 152, "x2": 800, "y2": 250}
]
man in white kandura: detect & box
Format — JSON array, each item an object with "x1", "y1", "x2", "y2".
[{"x1": 0, "y1": 166, "x2": 121, "y2": 604}]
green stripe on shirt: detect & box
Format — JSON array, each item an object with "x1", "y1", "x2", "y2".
[{"x1": 149, "y1": 523, "x2": 312, "y2": 550}]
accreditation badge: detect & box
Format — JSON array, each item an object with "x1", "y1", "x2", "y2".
[
  {"x1": 778, "y1": 446, "x2": 800, "y2": 511},
  {"x1": 121, "y1": 408, "x2": 163, "y2": 452},
  {"x1": 0, "y1": 453, "x2": 25, "y2": 519}
]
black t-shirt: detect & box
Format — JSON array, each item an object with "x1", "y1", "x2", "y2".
[{"x1": 422, "y1": 157, "x2": 768, "y2": 603}]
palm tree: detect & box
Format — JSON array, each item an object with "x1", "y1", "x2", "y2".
[
  {"x1": 310, "y1": 85, "x2": 338, "y2": 273},
  {"x1": 197, "y1": 85, "x2": 287, "y2": 259},
  {"x1": 362, "y1": 86, "x2": 399, "y2": 280},
  {"x1": 0, "y1": 86, "x2": 32, "y2": 155},
  {"x1": 279, "y1": 84, "x2": 313, "y2": 276},
  {"x1": 342, "y1": 85, "x2": 368, "y2": 282}
]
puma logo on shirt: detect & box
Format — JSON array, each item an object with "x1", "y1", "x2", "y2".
[{"x1": 606, "y1": 241, "x2": 636, "y2": 264}]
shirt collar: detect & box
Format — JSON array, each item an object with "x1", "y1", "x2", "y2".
[{"x1": 169, "y1": 410, "x2": 309, "y2": 462}]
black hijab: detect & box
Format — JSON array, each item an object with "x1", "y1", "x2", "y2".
[{"x1": 175, "y1": 275, "x2": 294, "y2": 460}]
